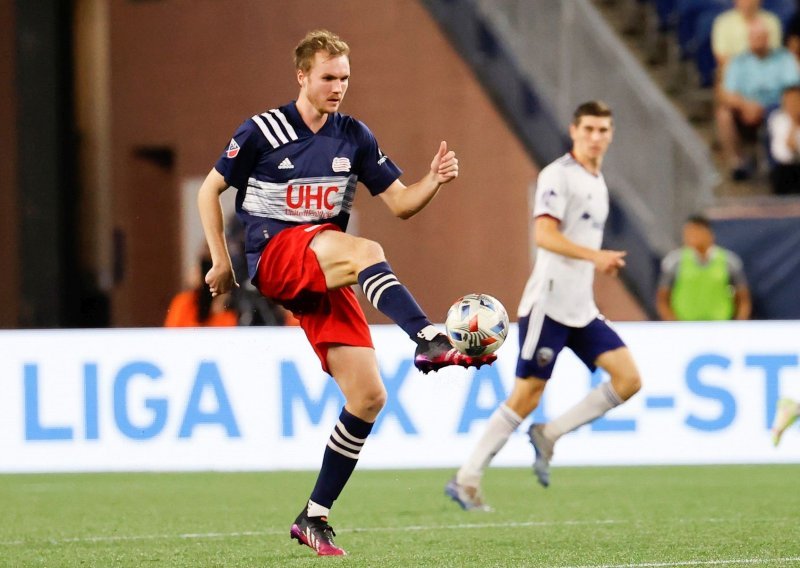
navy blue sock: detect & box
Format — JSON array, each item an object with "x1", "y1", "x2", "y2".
[
  {"x1": 357, "y1": 261, "x2": 431, "y2": 339},
  {"x1": 309, "y1": 407, "x2": 374, "y2": 508}
]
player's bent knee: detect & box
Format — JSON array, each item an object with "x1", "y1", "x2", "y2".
[
  {"x1": 629, "y1": 374, "x2": 642, "y2": 396},
  {"x1": 356, "y1": 238, "x2": 385, "y2": 267}
]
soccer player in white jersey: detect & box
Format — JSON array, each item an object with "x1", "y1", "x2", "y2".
[
  {"x1": 446, "y1": 101, "x2": 642, "y2": 510},
  {"x1": 198, "y1": 30, "x2": 495, "y2": 555}
]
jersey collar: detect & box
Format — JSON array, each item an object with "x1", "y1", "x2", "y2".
[
  {"x1": 569, "y1": 151, "x2": 603, "y2": 178},
  {"x1": 287, "y1": 100, "x2": 335, "y2": 136}
]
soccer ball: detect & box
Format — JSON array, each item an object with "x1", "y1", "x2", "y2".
[{"x1": 445, "y1": 293, "x2": 509, "y2": 356}]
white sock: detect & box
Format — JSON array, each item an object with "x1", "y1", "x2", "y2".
[
  {"x1": 457, "y1": 404, "x2": 523, "y2": 487},
  {"x1": 417, "y1": 324, "x2": 440, "y2": 341},
  {"x1": 543, "y1": 382, "x2": 623, "y2": 441},
  {"x1": 306, "y1": 499, "x2": 330, "y2": 518}
]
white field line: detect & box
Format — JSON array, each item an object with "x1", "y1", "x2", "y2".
[
  {"x1": 0, "y1": 519, "x2": 623, "y2": 546},
  {"x1": 0, "y1": 515, "x2": 781, "y2": 546},
  {"x1": 564, "y1": 559, "x2": 800, "y2": 568},
  {"x1": 1, "y1": 517, "x2": 797, "y2": 568}
]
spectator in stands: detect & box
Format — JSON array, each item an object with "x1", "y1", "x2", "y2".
[
  {"x1": 767, "y1": 84, "x2": 800, "y2": 193},
  {"x1": 165, "y1": 253, "x2": 238, "y2": 327},
  {"x1": 712, "y1": 0, "x2": 783, "y2": 71},
  {"x1": 656, "y1": 214, "x2": 751, "y2": 321},
  {"x1": 716, "y1": 17, "x2": 800, "y2": 180}
]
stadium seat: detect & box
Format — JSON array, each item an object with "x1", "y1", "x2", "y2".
[
  {"x1": 763, "y1": 0, "x2": 798, "y2": 33},
  {"x1": 691, "y1": 7, "x2": 728, "y2": 88},
  {"x1": 654, "y1": 0, "x2": 679, "y2": 32},
  {"x1": 675, "y1": 0, "x2": 731, "y2": 61}
]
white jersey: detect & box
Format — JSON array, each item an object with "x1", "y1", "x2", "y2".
[{"x1": 517, "y1": 153, "x2": 609, "y2": 327}]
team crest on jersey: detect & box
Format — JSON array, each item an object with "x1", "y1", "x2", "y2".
[
  {"x1": 535, "y1": 347, "x2": 554, "y2": 367},
  {"x1": 226, "y1": 138, "x2": 240, "y2": 158},
  {"x1": 332, "y1": 157, "x2": 351, "y2": 172}
]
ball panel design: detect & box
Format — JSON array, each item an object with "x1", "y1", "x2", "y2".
[{"x1": 445, "y1": 293, "x2": 509, "y2": 356}]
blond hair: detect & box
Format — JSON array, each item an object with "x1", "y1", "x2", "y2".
[{"x1": 294, "y1": 30, "x2": 350, "y2": 73}]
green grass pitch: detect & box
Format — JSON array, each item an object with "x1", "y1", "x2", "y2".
[{"x1": 2, "y1": 465, "x2": 799, "y2": 567}]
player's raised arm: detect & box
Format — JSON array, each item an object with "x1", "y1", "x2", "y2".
[
  {"x1": 379, "y1": 141, "x2": 458, "y2": 219},
  {"x1": 197, "y1": 168, "x2": 237, "y2": 296},
  {"x1": 430, "y1": 140, "x2": 459, "y2": 184}
]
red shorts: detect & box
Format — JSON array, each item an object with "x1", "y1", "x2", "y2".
[{"x1": 254, "y1": 223, "x2": 373, "y2": 373}]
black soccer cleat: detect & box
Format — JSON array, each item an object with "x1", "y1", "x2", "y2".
[
  {"x1": 414, "y1": 334, "x2": 497, "y2": 374},
  {"x1": 290, "y1": 512, "x2": 346, "y2": 556}
]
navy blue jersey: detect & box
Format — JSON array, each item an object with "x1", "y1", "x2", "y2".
[{"x1": 214, "y1": 101, "x2": 403, "y2": 278}]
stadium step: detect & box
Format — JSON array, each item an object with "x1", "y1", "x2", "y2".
[{"x1": 591, "y1": 0, "x2": 774, "y2": 200}]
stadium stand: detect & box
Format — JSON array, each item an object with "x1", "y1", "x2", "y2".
[
  {"x1": 649, "y1": 0, "x2": 796, "y2": 88},
  {"x1": 423, "y1": 0, "x2": 800, "y2": 320},
  {"x1": 424, "y1": 0, "x2": 718, "y2": 316},
  {"x1": 587, "y1": 0, "x2": 800, "y2": 320}
]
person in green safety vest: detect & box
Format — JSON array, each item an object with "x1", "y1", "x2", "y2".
[{"x1": 656, "y1": 214, "x2": 752, "y2": 321}]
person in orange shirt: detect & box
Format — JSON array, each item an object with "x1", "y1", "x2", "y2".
[{"x1": 164, "y1": 257, "x2": 238, "y2": 327}]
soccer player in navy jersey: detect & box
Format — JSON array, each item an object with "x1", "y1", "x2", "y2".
[
  {"x1": 197, "y1": 30, "x2": 495, "y2": 556},
  {"x1": 446, "y1": 101, "x2": 642, "y2": 511}
]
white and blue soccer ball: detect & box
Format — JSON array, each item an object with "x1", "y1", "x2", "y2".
[{"x1": 445, "y1": 293, "x2": 509, "y2": 357}]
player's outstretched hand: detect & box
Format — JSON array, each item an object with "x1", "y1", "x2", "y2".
[
  {"x1": 593, "y1": 249, "x2": 627, "y2": 276},
  {"x1": 430, "y1": 141, "x2": 459, "y2": 184},
  {"x1": 205, "y1": 263, "x2": 238, "y2": 297}
]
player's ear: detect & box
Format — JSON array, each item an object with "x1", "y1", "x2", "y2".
[
  {"x1": 297, "y1": 69, "x2": 305, "y2": 88},
  {"x1": 568, "y1": 122, "x2": 580, "y2": 143}
]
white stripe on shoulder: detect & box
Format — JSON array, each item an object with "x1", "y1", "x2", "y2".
[
  {"x1": 251, "y1": 115, "x2": 279, "y2": 148},
  {"x1": 261, "y1": 113, "x2": 289, "y2": 144},
  {"x1": 269, "y1": 109, "x2": 298, "y2": 140}
]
